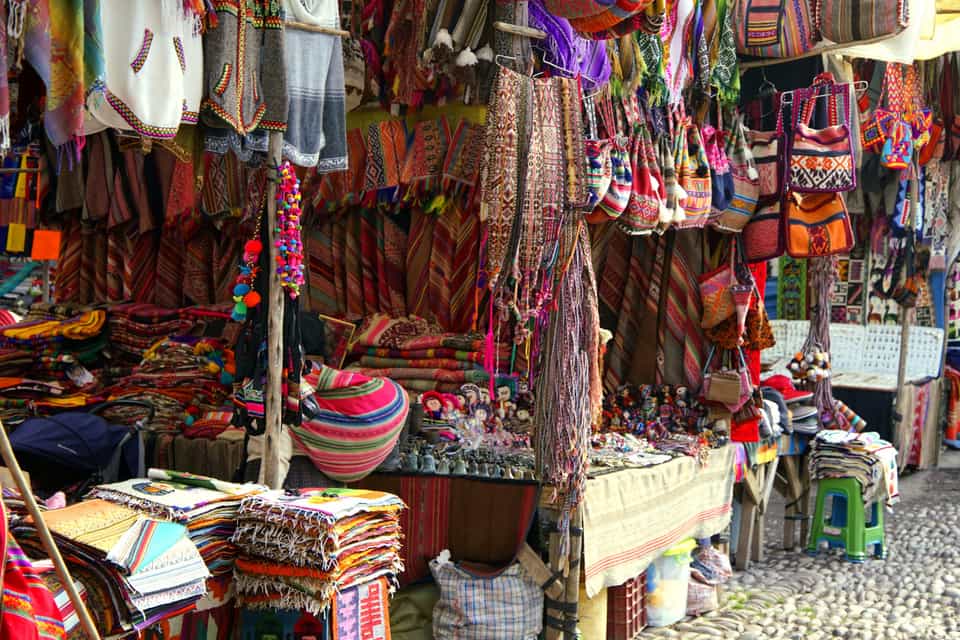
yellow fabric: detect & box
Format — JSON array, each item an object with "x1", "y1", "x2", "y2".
[{"x1": 5, "y1": 223, "x2": 25, "y2": 252}]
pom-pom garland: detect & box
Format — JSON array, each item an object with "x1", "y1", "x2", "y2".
[
  {"x1": 275, "y1": 161, "x2": 305, "y2": 299},
  {"x1": 232, "y1": 223, "x2": 264, "y2": 322}
]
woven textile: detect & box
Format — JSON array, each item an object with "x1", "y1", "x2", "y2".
[
  {"x1": 232, "y1": 488, "x2": 404, "y2": 614},
  {"x1": 401, "y1": 118, "x2": 451, "y2": 196},
  {"x1": 449, "y1": 203, "x2": 481, "y2": 332},
  {"x1": 406, "y1": 208, "x2": 434, "y2": 318},
  {"x1": 582, "y1": 445, "x2": 735, "y2": 596},
  {"x1": 363, "y1": 120, "x2": 407, "y2": 203},
  {"x1": 479, "y1": 67, "x2": 525, "y2": 289},
  {"x1": 429, "y1": 208, "x2": 456, "y2": 329},
  {"x1": 288, "y1": 365, "x2": 409, "y2": 482}
]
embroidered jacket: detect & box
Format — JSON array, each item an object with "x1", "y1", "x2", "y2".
[{"x1": 202, "y1": 0, "x2": 288, "y2": 134}]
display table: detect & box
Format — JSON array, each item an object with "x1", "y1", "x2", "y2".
[
  {"x1": 731, "y1": 440, "x2": 779, "y2": 571},
  {"x1": 776, "y1": 433, "x2": 812, "y2": 551},
  {"x1": 578, "y1": 445, "x2": 735, "y2": 597}
]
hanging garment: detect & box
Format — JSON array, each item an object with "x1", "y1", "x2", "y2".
[
  {"x1": 282, "y1": 0, "x2": 348, "y2": 171},
  {"x1": 202, "y1": 0, "x2": 287, "y2": 134},
  {"x1": 88, "y1": 0, "x2": 202, "y2": 138}
]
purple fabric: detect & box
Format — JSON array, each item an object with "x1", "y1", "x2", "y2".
[{"x1": 528, "y1": 0, "x2": 611, "y2": 94}]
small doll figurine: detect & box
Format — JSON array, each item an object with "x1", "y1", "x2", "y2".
[
  {"x1": 510, "y1": 394, "x2": 534, "y2": 433},
  {"x1": 474, "y1": 403, "x2": 493, "y2": 431},
  {"x1": 461, "y1": 384, "x2": 482, "y2": 409},
  {"x1": 421, "y1": 391, "x2": 445, "y2": 419},
  {"x1": 441, "y1": 393, "x2": 462, "y2": 421}
]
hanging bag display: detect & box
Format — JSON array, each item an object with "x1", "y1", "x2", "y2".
[
  {"x1": 698, "y1": 247, "x2": 738, "y2": 329},
  {"x1": 675, "y1": 116, "x2": 712, "y2": 229},
  {"x1": 815, "y1": 0, "x2": 909, "y2": 45},
  {"x1": 713, "y1": 115, "x2": 760, "y2": 232},
  {"x1": 620, "y1": 122, "x2": 665, "y2": 235},
  {"x1": 747, "y1": 129, "x2": 780, "y2": 201},
  {"x1": 785, "y1": 190, "x2": 854, "y2": 257},
  {"x1": 735, "y1": 0, "x2": 816, "y2": 58},
  {"x1": 743, "y1": 201, "x2": 785, "y2": 262},
  {"x1": 787, "y1": 79, "x2": 856, "y2": 193},
  {"x1": 702, "y1": 347, "x2": 754, "y2": 412}
]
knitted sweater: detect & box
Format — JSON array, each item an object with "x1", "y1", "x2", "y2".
[{"x1": 202, "y1": 0, "x2": 288, "y2": 134}]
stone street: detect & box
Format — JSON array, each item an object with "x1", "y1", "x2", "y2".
[{"x1": 637, "y1": 452, "x2": 960, "y2": 640}]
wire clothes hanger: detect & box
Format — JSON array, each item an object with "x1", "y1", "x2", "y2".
[{"x1": 781, "y1": 80, "x2": 869, "y2": 106}]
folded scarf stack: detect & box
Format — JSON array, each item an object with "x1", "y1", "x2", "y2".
[
  {"x1": 345, "y1": 314, "x2": 519, "y2": 394},
  {"x1": 87, "y1": 468, "x2": 265, "y2": 603},
  {"x1": 13, "y1": 498, "x2": 210, "y2": 635},
  {"x1": 232, "y1": 488, "x2": 405, "y2": 615},
  {"x1": 809, "y1": 431, "x2": 900, "y2": 508}
]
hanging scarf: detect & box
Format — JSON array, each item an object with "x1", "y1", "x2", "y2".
[
  {"x1": 24, "y1": 0, "x2": 86, "y2": 161},
  {"x1": 0, "y1": 3, "x2": 9, "y2": 153},
  {"x1": 527, "y1": 0, "x2": 611, "y2": 95}
]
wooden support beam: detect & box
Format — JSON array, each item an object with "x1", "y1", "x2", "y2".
[{"x1": 259, "y1": 132, "x2": 285, "y2": 490}]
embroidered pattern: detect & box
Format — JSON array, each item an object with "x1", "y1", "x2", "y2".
[
  {"x1": 104, "y1": 90, "x2": 178, "y2": 139},
  {"x1": 214, "y1": 63, "x2": 232, "y2": 96},
  {"x1": 130, "y1": 29, "x2": 154, "y2": 73},
  {"x1": 173, "y1": 36, "x2": 186, "y2": 72}
]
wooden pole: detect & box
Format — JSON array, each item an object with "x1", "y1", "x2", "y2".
[
  {"x1": 893, "y1": 168, "x2": 919, "y2": 448},
  {"x1": 259, "y1": 132, "x2": 285, "y2": 490},
  {"x1": 0, "y1": 419, "x2": 102, "y2": 640}
]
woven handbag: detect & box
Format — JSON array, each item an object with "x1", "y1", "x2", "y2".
[
  {"x1": 747, "y1": 129, "x2": 780, "y2": 200},
  {"x1": 675, "y1": 119, "x2": 712, "y2": 229},
  {"x1": 743, "y1": 201, "x2": 785, "y2": 262},
  {"x1": 787, "y1": 80, "x2": 856, "y2": 193},
  {"x1": 713, "y1": 117, "x2": 760, "y2": 233},
  {"x1": 816, "y1": 0, "x2": 909, "y2": 44},
  {"x1": 698, "y1": 249, "x2": 738, "y2": 329},
  {"x1": 785, "y1": 190, "x2": 854, "y2": 258},
  {"x1": 620, "y1": 124, "x2": 664, "y2": 234},
  {"x1": 735, "y1": 0, "x2": 816, "y2": 58}
]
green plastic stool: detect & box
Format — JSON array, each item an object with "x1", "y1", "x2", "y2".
[{"x1": 806, "y1": 477, "x2": 885, "y2": 563}]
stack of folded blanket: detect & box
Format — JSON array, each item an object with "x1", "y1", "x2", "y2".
[
  {"x1": 88, "y1": 469, "x2": 265, "y2": 603},
  {"x1": 14, "y1": 499, "x2": 210, "y2": 635},
  {"x1": 102, "y1": 336, "x2": 235, "y2": 431},
  {"x1": 232, "y1": 487, "x2": 405, "y2": 614},
  {"x1": 107, "y1": 304, "x2": 194, "y2": 365},
  {"x1": 0, "y1": 308, "x2": 107, "y2": 424},
  {"x1": 346, "y1": 314, "x2": 517, "y2": 394},
  {"x1": 809, "y1": 431, "x2": 899, "y2": 507}
]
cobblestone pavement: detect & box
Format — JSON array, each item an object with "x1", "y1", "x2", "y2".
[{"x1": 637, "y1": 451, "x2": 960, "y2": 640}]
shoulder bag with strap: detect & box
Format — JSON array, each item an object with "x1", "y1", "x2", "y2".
[
  {"x1": 787, "y1": 76, "x2": 856, "y2": 193},
  {"x1": 735, "y1": 0, "x2": 817, "y2": 58},
  {"x1": 785, "y1": 190, "x2": 854, "y2": 258}
]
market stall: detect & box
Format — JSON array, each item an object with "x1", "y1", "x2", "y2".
[{"x1": 0, "y1": 0, "x2": 957, "y2": 638}]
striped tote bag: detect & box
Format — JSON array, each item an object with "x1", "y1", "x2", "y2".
[
  {"x1": 712, "y1": 117, "x2": 760, "y2": 233},
  {"x1": 735, "y1": 0, "x2": 816, "y2": 58},
  {"x1": 816, "y1": 0, "x2": 909, "y2": 45}
]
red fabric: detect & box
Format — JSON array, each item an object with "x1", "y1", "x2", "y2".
[
  {"x1": 1, "y1": 503, "x2": 67, "y2": 640},
  {"x1": 747, "y1": 262, "x2": 767, "y2": 386}
]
